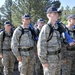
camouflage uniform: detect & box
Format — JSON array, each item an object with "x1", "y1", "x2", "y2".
[
  {"x1": 34, "y1": 27, "x2": 43, "y2": 75},
  {"x1": 0, "y1": 58, "x2": 3, "y2": 75},
  {"x1": 0, "y1": 31, "x2": 15, "y2": 75},
  {"x1": 61, "y1": 26, "x2": 75, "y2": 75},
  {"x1": 11, "y1": 25, "x2": 35, "y2": 75},
  {"x1": 37, "y1": 23, "x2": 61, "y2": 75}
]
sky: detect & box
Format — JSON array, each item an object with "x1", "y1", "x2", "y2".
[
  {"x1": 60, "y1": 0, "x2": 75, "y2": 9},
  {"x1": 0, "y1": 0, "x2": 5, "y2": 7},
  {"x1": 0, "y1": 0, "x2": 75, "y2": 9}
]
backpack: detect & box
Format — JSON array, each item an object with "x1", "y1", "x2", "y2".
[
  {"x1": 47, "y1": 22, "x2": 66, "y2": 42},
  {"x1": 18, "y1": 26, "x2": 36, "y2": 48},
  {"x1": 34, "y1": 28, "x2": 40, "y2": 41},
  {"x1": 2, "y1": 29, "x2": 13, "y2": 43},
  {"x1": 47, "y1": 24, "x2": 54, "y2": 42},
  {"x1": 35, "y1": 28, "x2": 40, "y2": 37},
  {"x1": 1, "y1": 29, "x2": 14, "y2": 50}
]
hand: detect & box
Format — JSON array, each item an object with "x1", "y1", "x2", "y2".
[
  {"x1": 42, "y1": 63, "x2": 49, "y2": 68},
  {"x1": 0, "y1": 54, "x2": 3, "y2": 58},
  {"x1": 17, "y1": 57, "x2": 22, "y2": 62},
  {"x1": 69, "y1": 42, "x2": 75, "y2": 46}
]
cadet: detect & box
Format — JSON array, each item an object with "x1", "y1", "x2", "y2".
[
  {"x1": 11, "y1": 14, "x2": 35, "y2": 75},
  {"x1": 0, "y1": 29, "x2": 3, "y2": 75},
  {"x1": 0, "y1": 21, "x2": 15, "y2": 75},
  {"x1": 35, "y1": 18, "x2": 44, "y2": 37},
  {"x1": 37, "y1": 18, "x2": 44, "y2": 30},
  {"x1": 35, "y1": 18, "x2": 44, "y2": 41},
  {"x1": 37, "y1": 6, "x2": 75, "y2": 75},
  {"x1": 34, "y1": 18, "x2": 44, "y2": 75},
  {"x1": 61, "y1": 14, "x2": 75, "y2": 75}
]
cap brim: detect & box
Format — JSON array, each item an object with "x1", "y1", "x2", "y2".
[
  {"x1": 22, "y1": 17, "x2": 30, "y2": 19},
  {"x1": 5, "y1": 24, "x2": 11, "y2": 26},
  {"x1": 72, "y1": 17, "x2": 75, "y2": 19},
  {"x1": 67, "y1": 17, "x2": 75, "y2": 20},
  {"x1": 58, "y1": 10, "x2": 61, "y2": 13},
  {"x1": 46, "y1": 10, "x2": 61, "y2": 14},
  {"x1": 53, "y1": 10, "x2": 61, "y2": 13},
  {"x1": 38, "y1": 21, "x2": 44, "y2": 22}
]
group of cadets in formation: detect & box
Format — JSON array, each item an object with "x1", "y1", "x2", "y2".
[{"x1": 0, "y1": 6, "x2": 75, "y2": 75}]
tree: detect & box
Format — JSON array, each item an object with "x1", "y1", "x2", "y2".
[
  {"x1": 11, "y1": 0, "x2": 61, "y2": 26},
  {"x1": 0, "y1": 0, "x2": 61, "y2": 27},
  {"x1": 72, "y1": 7, "x2": 75, "y2": 14},
  {"x1": 0, "y1": 0, "x2": 12, "y2": 22},
  {"x1": 60, "y1": 6, "x2": 71, "y2": 24}
]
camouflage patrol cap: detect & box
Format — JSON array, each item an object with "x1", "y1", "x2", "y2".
[
  {"x1": 4, "y1": 21, "x2": 11, "y2": 26},
  {"x1": 46, "y1": 6, "x2": 61, "y2": 14},
  {"x1": 22, "y1": 14, "x2": 30, "y2": 19},
  {"x1": 67, "y1": 14, "x2": 75, "y2": 19},
  {"x1": 37, "y1": 18, "x2": 44, "y2": 22}
]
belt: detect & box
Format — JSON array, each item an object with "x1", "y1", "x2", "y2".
[
  {"x1": 67, "y1": 48, "x2": 75, "y2": 51},
  {"x1": 47, "y1": 50, "x2": 61, "y2": 55},
  {"x1": 2, "y1": 49, "x2": 11, "y2": 51},
  {"x1": 19, "y1": 47, "x2": 33, "y2": 52},
  {"x1": 66, "y1": 45, "x2": 75, "y2": 51}
]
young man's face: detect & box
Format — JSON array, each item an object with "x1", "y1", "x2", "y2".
[
  {"x1": 68, "y1": 18, "x2": 75, "y2": 25},
  {"x1": 22, "y1": 18, "x2": 30, "y2": 25},
  {"x1": 50, "y1": 12, "x2": 58, "y2": 22},
  {"x1": 4, "y1": 25, "x2": 11, "y2": 31},
  {"x1": 37, "y1": 22, "x2": 44, "y2": 29}
]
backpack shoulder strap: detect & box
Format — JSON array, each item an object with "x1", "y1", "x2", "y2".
[
  {"x1": 10, "y1": 28, "x2": 14, "y2": 37},
  {"x1": 29, "y1": 27, "x2": 36, "y2": 39},
  {"x1": 18, "y1": 26, "x2": 25, "y2": 49},
  {"x1": 47, "y1": 24, "x2": 54, "y2": 42},
  {"x1": 18, "y1": 26, "x2": 24, "y2": 39},
  {"x1": 2, "y1": 31, "x2": 6, "y2": 42},
  {"x1": 35, "y1": 28, "x2": 40, "y2": 36},
  {"x1": 1, "y1": 31, "x2": 6, "y2": 50}
]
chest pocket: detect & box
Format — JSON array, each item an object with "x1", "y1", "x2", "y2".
[
  {"x1": 21, "y1": 29, "x2": 32, "y2": 41},
  {"x1": 54, "y1": 30, "x2": 61, "y2": 48},
  {"x1": 48, "y1": 30, "x2": 61, "y2": 48},
  {"x1": 51, "y1": 30, "x2": 60, "y2": 43},
  {"x1": 3, "y1": 36, "x2": 11, "y2": 47}
]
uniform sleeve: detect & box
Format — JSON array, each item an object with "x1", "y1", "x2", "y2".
[
  {"x1": 64, "y1": 32, "x2": 74, "y2": 44},
  {"x1": 0, "y1": 32, "x2": 3, "y2": 54},
  {"x1": 11, "y1": 28, "x2": 21, "y2": 58},
  {"x1": 37, "y1": 25, "x2": 49, "y2": 64}
]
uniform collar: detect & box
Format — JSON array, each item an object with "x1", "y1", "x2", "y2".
[
  {"x1": 21, "y1": 25, "x2": 29, "y2": 29},
  {"x1": 47, "y1": 21, "x2": 56, "y2": 27}
]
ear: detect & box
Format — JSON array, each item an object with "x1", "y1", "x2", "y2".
[
  {"x1": 47, "y1": 13, "x2": 50, "y2": 18},
  {"x1": 22, "y1": 19, "x2": 24, "y2": 22},
  {"x1": 68, "y1": 19, "x2": 71, "y2": 22},
  {"x1": 4, "y1": 25, "x2": 6, "y2": 28}
]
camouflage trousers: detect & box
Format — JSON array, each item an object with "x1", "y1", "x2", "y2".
[
  {"x1": 42, "y1": 54, "x2": 61, "y2": 75},
  {"x1": 61, "y1": 47, "x2": 75, "y2": 75},
  {"x1": 18, "y1": 55, "x2": 35, "y2": 75},
  {"x1": 71, "y1": 58, "x2": 75, "y2": 75},
  {"x1": 34, "y1": 55, "x2": 43, "y2": 75},
  {"x1": 2, "y1": 51, "x2": 15, "y2": 75},
  {"x1": 0, "y1": 58, "x2": 3, "y2": 74},
  {"x1": 61, "y1": 58, "x2": 73, "y2": 75}
]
